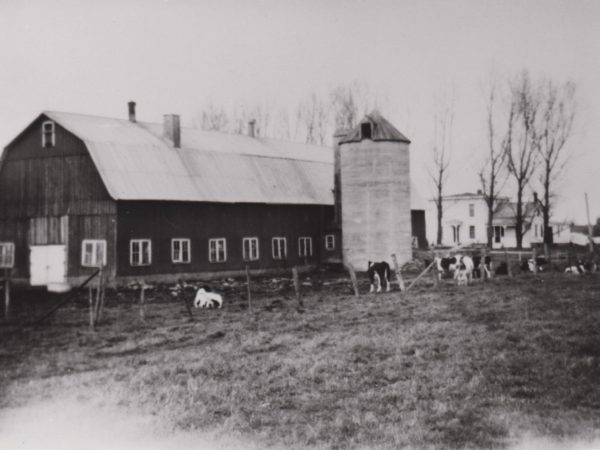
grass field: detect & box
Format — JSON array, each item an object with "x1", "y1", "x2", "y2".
[{"x1": 1, "y1": 271, "x2": 600, "y2": 449}]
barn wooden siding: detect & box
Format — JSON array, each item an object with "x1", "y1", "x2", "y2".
[
  {"x1": 340, "y1": 140, "x2": 412, "y2": 267},
  {"x1": 0, "y1": 115, "x2": 117, "y2": 280},
  {"x1": 116, "y1": 201, "x2": 332, "y2": 280}
]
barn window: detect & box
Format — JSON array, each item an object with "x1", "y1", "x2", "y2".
[
  {"x1": 0, "y1": 242, "x2": 15, "y2": 268},
  {"x1": 469, "y1": 226, "x2": 476, "y2": 239},
  {"x1": 325, "y1": 234, "x2": 335, "y2": 251},
  {"x1": 130, "y1": 239, "x2": 151, "y2": 266},
  {"x1": 361, "y1": 122, "x2": 372, "y2": 140},
  {"x1": 172, "y1": 239, "x2": 191, "y2": 263},
  {"x1": 81, "y1": 240, "x2": 107, "y2": 267},
  {"x1": 242, "y1": 237, "x2": 259, "y2": 261},
  {"x1": 272, "y1": 237, "x2": 287, "y2": 260},
  {"x1": 298, "y1": 237, "x2": 313, "y2": 257},
  {"x1": 209, "y1": 238, "x2": 227, "y2": 263},
  {"x1": 42, "y1": 121, "x2": 55, "y2": 148},
  {"x1": 469, "y1": 203, "x2": 475, "y2": 217}
]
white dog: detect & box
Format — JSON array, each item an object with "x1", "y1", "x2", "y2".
[{"x1": 194, "y1": 287, "x2": 223, "y2": 309}]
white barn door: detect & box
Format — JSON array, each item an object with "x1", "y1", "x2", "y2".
[{"x1": 30, "y1": 245, "x2": 67, "y2": 286}]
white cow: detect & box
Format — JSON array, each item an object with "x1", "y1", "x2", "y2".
[
  {"x1": 436, "y1": 255, "x2": 475, "y2": 285},
  {"x1": 194, "y1": 287, "x2": 223, "y2": 309}
]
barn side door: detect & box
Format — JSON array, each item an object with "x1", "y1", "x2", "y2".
[{"x1": 28, "y1": 216, "x2": 69, "y2": 287}]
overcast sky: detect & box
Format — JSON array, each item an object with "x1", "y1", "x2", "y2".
[{"x1": 1, "y1": 0, "x2": 598, "y2": 223}]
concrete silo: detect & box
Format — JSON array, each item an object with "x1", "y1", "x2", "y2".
[{"x1": 338, "y1": 111, "x2": 412, "y2": 269}]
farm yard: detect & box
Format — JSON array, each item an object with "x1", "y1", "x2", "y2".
[{"x1": 1, "y1": 269, "x2": 600, "y2": 450}]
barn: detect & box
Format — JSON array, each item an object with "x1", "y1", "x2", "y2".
[{"x1": 0, "y1": 103, "x2": 422, "y2": 288}]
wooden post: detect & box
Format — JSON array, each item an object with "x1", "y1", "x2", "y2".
[
  {"x1": 504, "y1": 247, "x2": 512, "y2": 277},
  {"x1": 89, "y1": 284, "x2": 94, "y2": 329},
  {"x1": 585, "y1": 193, "x2": 594, "y2": 257},
  {"x1": 4, "y1": 269, "x2": 11, "y2": 320},
  {"x1": 245, "y1": 265, "x2": 252, "y2": 313},
  {"x1": 178, "y1": 280, "x2": 194, "y2": 320},
  {"x1": 532, "y1": 247, "x2": 537, "y2": 274},
  {"x1": 93, "y1": 266, "x2": 103, "y2": 326},
  {"x1": 346, "y1": 263, "x2": 359, "y2": 298},
  {"x1": 390, "y1": 254, "x2": 405, "y2": 291},
  {"x1": 292, "y1": 267, "x2": 304, "y2": 308},
  {"x1": 140, "y1": 281, "x2": 146, "y2": 322}
]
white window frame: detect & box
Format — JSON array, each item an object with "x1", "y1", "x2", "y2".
[
  {"x1": 325, "y1": 234, "x2": 335, "y2": 251},
  {"x1": 0, "y1": 242, "x2": 15, "y2": 268},
  {"x1": 171, "y1": 238, "x2": 191, "y2": 263},
  {"x1": 298, "y1": 237, "x2": 313, "y2": 257},
  {"x1": 42, "y1": 120, "x2": 55, "y2": 148},
  {"x1": 81, "y1": 239, "x2": 107, "y2": 267},
  {"x1": 208, "y1": 238, "x2": 227, "y2": 263},
  {"x1": 130, "y1": 239, "x2": 151, "y2": 266},
  {"x1": 272, "y1": 237, "x2": 287, "y2": 260},
  {"x1": 242, "y1": 237, "x2": 259, "y2": 261}
]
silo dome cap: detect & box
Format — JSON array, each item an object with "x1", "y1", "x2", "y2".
[{"x1": 339, "y1": 110, "x2": 411, "y2": 144}]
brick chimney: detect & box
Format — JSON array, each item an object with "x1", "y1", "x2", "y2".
[
  {"x1": 248, "y1": 119, "x2": 256, "y2": 138},
  {"x1": 128, "y1": 101, "x2": 136, "y2": 123},
  {"x1": 163, "y1": 114, "x2": 181, "y2": 148}
]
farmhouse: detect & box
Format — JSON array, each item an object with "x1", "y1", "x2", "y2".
[
  {"x1": 425, "y1": 191, "x2": 571, "y2": 248},
  {"x1": 0, "y1": 103, "x2": 423, "y2": 288}
]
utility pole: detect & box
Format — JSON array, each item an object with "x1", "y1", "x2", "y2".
[{"x1": 585, "y1": 193, "x2": 594, "y2": 256}]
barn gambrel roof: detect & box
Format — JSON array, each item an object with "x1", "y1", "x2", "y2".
[
  {"x1": 35, "y1": 111, "x2": 334, "y2": 205},
  {"x1": 3, "y1": 110, "x2": 425, "y2": 208}
]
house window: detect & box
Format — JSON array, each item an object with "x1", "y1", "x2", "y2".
[
  {"x1": 209, "y1": 238, "x2": 227, "y2": 263},
  {"x1": 42, "y1": 121, "x2": 55, "y2": 148},
  {"x1": 493, "y1": 226, "x2": 504, "y2": 244},
  {"x1": 172, "y1": 238, "x2": 191, "y2": 263},
  {"x1": 298, "y1": 237, "x2": 313, "y2": 257},
  {"x1": 469, "y1": 226, "x2": 475, "y2": 239},
  {"x1": 81, "y1": 240, "x2": 107, "y2": 267},
  {"x1": 451, "y1": 225, "x2": 461, "y2": 244},
  {"x1": 130, "y1": 239, "x2": 151, "y2": 266},
  {"x1": 469, "y1": 203, "x2": 475, "y2": 217},
  {"x1": 0, "y1": 242, "x2": 15, "y2": 268},
  {"x1": 361, "y1": 122, "x2": 372, "y2": 140},
  {"x1": 325, "y1": 234, "x2": 335, "y2": 251},
  {"x1": 272, "y1": 237, "x2": 287, "y2": 260},
  {"x1": 243, "y1": 237, "x2": 259, "y2": 261}
]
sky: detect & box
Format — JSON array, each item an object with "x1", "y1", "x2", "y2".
[{"x1": 0, "y1": 0, "x2": 598, "y2": 224}]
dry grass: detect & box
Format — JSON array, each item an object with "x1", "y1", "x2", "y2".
[{"x1": 1, "y1": 272, "x2": 600, "y2": 449}]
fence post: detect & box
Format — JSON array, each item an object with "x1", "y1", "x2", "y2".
[
  {"x1": 390, "y1": 254, "x2": 405, "y2": 291},
  {"x1": 532, "y1": 248, "x2": 537, "y2": 274},
  {"x1": 346, "y1": 263, "x2": 360, "y2": 298},
  {"x1": 292, "y1": 267, "x2": 304, "y2": 308},
  {"x1": 140, "y1": 281, "x2": 146, "y2": 322},
  {"x1": 504, "y1": 247, "x2": 513, "y2": 277},
  {"x1": 4, "y1": 269, "x2": 11, "y2": 320},
  {"x1": 245, "y1": 265, "x2": 252, "y2": 313}
]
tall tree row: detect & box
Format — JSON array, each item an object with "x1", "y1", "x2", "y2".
[{"x1": 478, "y1": 70, "x2": 576, "y2": 249}]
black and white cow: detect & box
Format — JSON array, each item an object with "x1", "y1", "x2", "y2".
[
  {"x1": 472, "y1": 255, "x2": 493, "y2": 279},
  {"x1": 565, "y1": 259, "x2": 597, "y2": 274},
  {"x1": 435, "y1": 255, "x2": 475, "y2": 285},
  {"x1": 520, "y1": 256, "x2": 548, "y2": 273},
  {"x1": 368, "y1": 261, "x2": 391, "y2": 293}
]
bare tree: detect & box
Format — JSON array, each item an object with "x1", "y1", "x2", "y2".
[
  {"x1": 296, "y1": 91, "x2": 329, "y2": 144},
  {"x1": 429, "y1": 94, "x2": 455, "y2": 246},
  {"x1": 195, "y1": 102, "x2": 229, "y2": 131},
  {"x1": 505, "y1": 71, "x2": 540, "y2": 249},
  {"x1": 329, "y1": 81, "x2": 378, "y2": 132},
  {"x1": 536, "y1": 79, "x2": 576, "y2": 245},
  {"x1": 479, "y1": 79, "x2": 509, "y2": 248}
]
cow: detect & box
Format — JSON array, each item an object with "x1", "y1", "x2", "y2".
[
  {"x1": 368, "y1": 261, "x2": 391, "y2": 293},
  {"x1": 435, "y1": 255, "x2": 475, "y2": 285},
  {"x1": 565, "y1": 259, "x2": 597, "y2": 274},
  {"x1": 194, "y1": 286, "x2": 223, "y2": 309},
  {"x1": 520, "y1": 256, "x2": 548, "y2": 273},
  {"x1": 472, "y1": 255, "x2": 493, "y2": 279}
]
